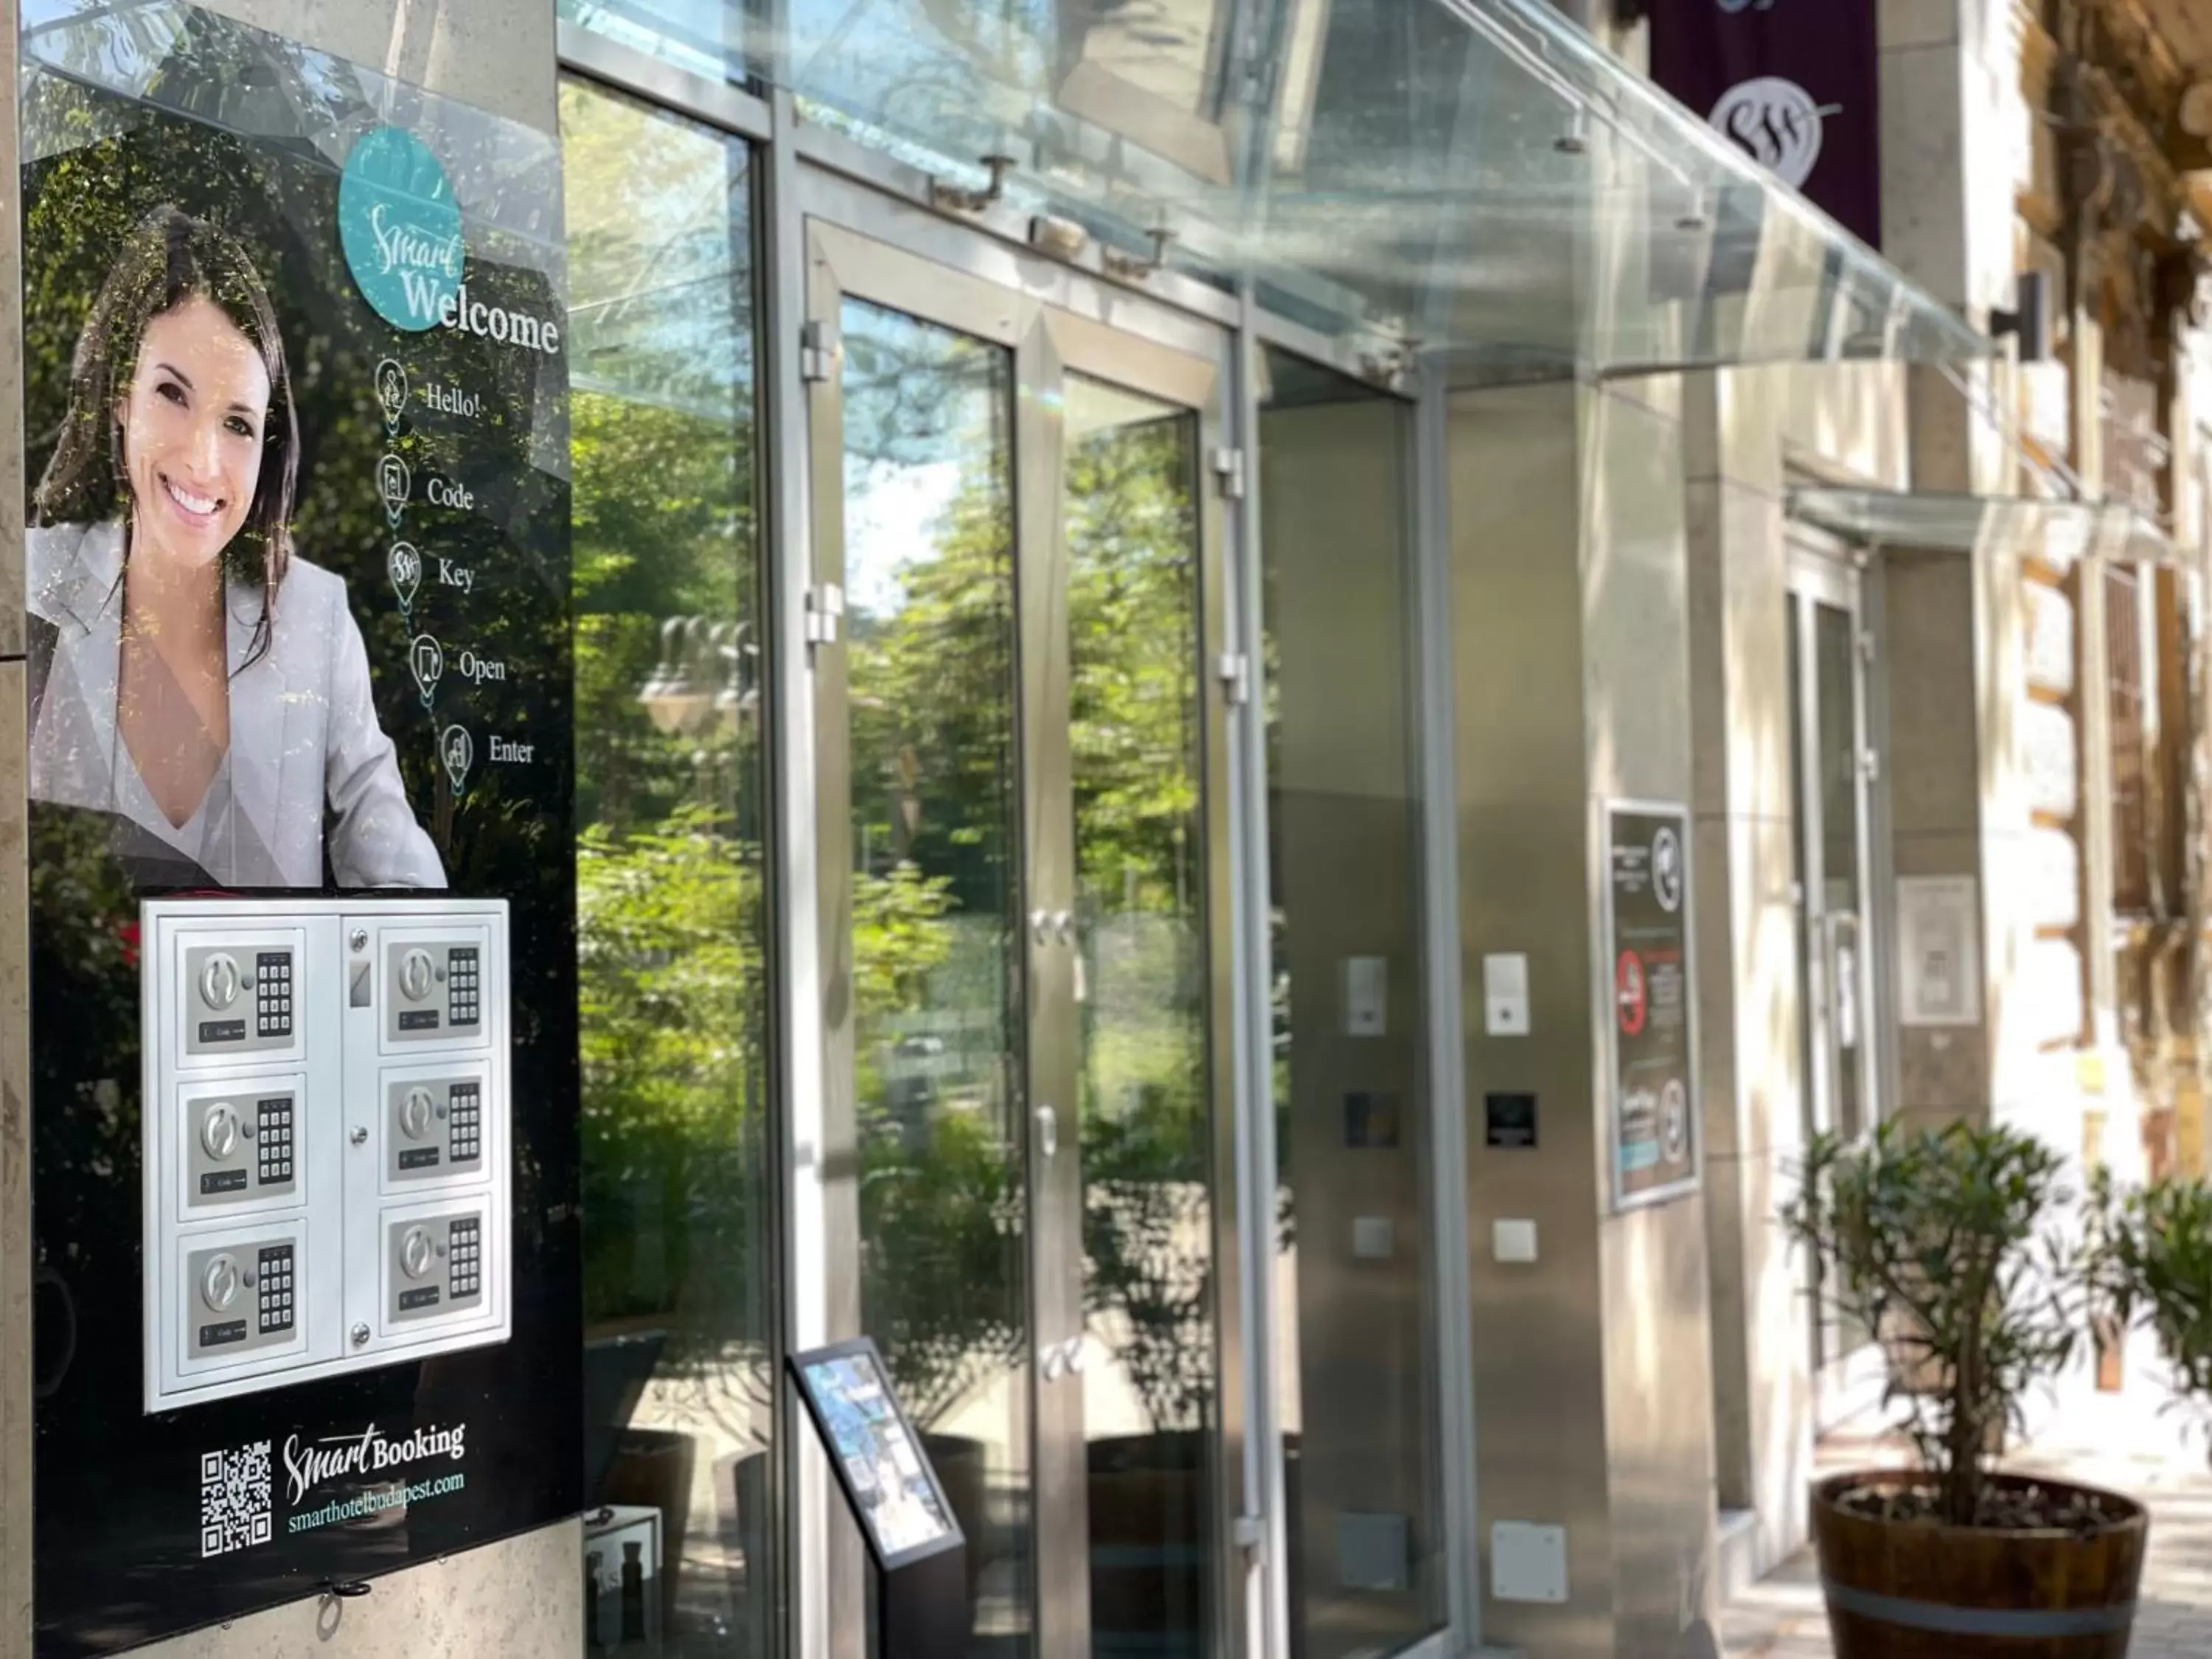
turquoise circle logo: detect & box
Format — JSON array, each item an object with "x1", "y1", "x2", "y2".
[{"x1": 338, "y1": 126, "x2": 464, "y2": 333}]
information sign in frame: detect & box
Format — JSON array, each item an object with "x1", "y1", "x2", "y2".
[{"x1": 1600, "y1": 799, "x2": 1703, "y2": 1213}]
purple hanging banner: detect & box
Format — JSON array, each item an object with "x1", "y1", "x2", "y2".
[{"x1": 1648, "y1": 0, "x2": 1882, "y2": 250}]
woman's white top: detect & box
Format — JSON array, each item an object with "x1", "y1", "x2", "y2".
[
  {"x1": 112, "y1": 742, "x2": 246, "y2": 877},
  {"x1": 27, "y1": 519, "x2": 447, "y2": 890}
]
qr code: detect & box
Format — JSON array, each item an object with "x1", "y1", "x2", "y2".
[{"x1": 200, "y1": 1441, "x2": 273, "y2": 1558}]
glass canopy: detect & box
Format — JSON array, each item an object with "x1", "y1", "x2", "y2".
[
  {"x1": 563, "y1": 0, "x2": 1992, "y2": 375},
  {"x1": 1792, "y1": 488, "x2": 2176, "y2": 568}
]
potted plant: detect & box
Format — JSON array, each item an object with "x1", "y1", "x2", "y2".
[
  {"x1": 2089, "y1": 1169, "x2": 2212, "y2": 1430},
  {"x1": 1781, "y1": 1120, "x2": 2147, "y2": 1658}
]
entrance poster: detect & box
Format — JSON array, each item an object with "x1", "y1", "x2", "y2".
[
  {"x1": 21, "y1": 1, "x2": 576, "y2": 1651},
  {"x1": 1603, "y1": 804, "x2": 1700, "y2": 1209}
]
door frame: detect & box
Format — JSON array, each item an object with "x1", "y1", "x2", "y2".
[
  {"x1": 795, "y1": 181, "x2": 1250, "y2": 1659},
  {"x1": 1785, "y1": 531, "x2": 1890, "y2": 1430}
]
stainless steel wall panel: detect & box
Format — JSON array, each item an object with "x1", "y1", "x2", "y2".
[{"x1": 1449, "y1": 380, "x2": 1722, "y2": 1659}]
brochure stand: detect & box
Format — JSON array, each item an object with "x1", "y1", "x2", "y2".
[{"x1": 788, "y1": 1338, "x2": 970, "y2": 1659}]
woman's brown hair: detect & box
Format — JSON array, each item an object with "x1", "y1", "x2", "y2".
[{"x1": 34, "y1": 204, "x2": 299, "y2": 669}]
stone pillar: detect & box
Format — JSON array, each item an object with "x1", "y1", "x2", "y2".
[{"x1": 1682, "y1": 361, "x2": 1910, "y2": 1595}]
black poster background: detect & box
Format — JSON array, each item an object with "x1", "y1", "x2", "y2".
[
  {"x1": 23, "y1": 13, "x2": 577, "y2": 1653},
  {"x1": 1607, "y1": 807, "x2": 1697, "y2": 1206},
  {"x1": 1647, "y1": 0, "x2": 1883, "y2": 250}
]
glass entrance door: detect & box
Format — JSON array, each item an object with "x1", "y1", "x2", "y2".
[
  {"x1": 804, "y1": 218, "x2": 1240, "y2": 1659},
  {"x1": 1785, "y1": 545, "x2": 1881, "y2": 1413}
]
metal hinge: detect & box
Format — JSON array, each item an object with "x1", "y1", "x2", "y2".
[
  {"x1": 800, "y1": 321, "x2": 833, "y2": 383},
  {"x1": 805, "y1": 583, "x2": 845, "y2": 646},
  {"x1": 1217, "y1": 650, "x2": 1251, "y2": 706},
  {"x1": 1857, "y1": 627, "x2": 1877, "y2": 664},
  {"x1": 1860, "y1": 745, "x2": 1882, "y2": 783},
  {"x1": 1211, "y1": 446, "x2": 1247, "y2": 500}
]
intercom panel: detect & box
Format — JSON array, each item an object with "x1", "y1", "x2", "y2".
[{"x1": 142, "y1": 898, "x2": 512, "y2": 1413}]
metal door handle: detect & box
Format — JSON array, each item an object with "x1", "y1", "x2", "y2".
[
  {"x1": 1826, "y1": 911, "x2": 1863, "y2": 1052},
  {"x1": 1039, "y1": 1336, "x2": 1085, "y2": 1383}
]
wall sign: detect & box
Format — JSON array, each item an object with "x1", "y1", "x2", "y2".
[
  {"x1": 1896, "y1": 875, "x2": 1982, "y2": 1027},
  {"x1": 1648, "y1": 0, "x2": 1882, "y2": 249},
  {"x1": 22, "y1": 2, "x2": 575, "y2": 1650},
  {"x1": 1604, "y1": 804, "x2": 1700, "y2": 1209}
]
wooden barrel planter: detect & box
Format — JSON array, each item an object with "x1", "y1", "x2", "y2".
[{"x1": 1812, "y1": 1470, "x2": 2147, "y2": 1659}]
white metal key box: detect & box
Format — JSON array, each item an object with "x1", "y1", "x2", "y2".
[{"x1": 142, "y1": 897, "x2": 512, "y2": 1413}]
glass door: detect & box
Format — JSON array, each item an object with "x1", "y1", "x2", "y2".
[
  {"x1": 804, "y1": 215, "x2": 1242, "y2": 1659},
  {"x1": 1786, "y1": 544, "x2": 1882, "y2": 1415}
]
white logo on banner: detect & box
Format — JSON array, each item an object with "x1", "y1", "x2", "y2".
[{"x1": 1709, "y1": 76, "x2": 1837, "y2": 189}]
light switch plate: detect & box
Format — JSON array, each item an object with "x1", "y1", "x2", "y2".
[
  {"x1": 1492, "y1": 1520, "x2": 1568, "y2": 1604},
  {"x1": 1493, "y1": 1218, "x2": 1538, "y2": 1264},
  {"x1": 1482, "y1": 952, "x2": 1530, "y2": 1036},
  {"x1": 1352, "y1": 1217, "x2": 1395, "y2": 1260},
  {"x1": 1338, "y1": 1511, "x2": 1411, "y2": 1592},
  {"x1": 1342, "y1": 956, "x2": 1387, "y2": 1037}
]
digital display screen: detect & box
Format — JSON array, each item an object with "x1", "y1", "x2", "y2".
[{"x1": 790, "y1": 1340, "x2": 962, "y2": 1568}]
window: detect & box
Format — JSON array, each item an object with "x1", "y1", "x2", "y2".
[
  {"x1": 560, "y1": 0, "x2": 754, "y2": 86},
  {"x1": 2107, "y1": 564, "x2": 2150, "y2": 914},
  {"x1": 1258, "y1": 347, "x2": 1447, "y2": 1659},
  {"x1": 561, "y1": 77, "x2": 774, "y2": 1657}
]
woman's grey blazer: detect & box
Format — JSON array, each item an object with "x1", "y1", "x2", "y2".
[{"x1": 27, "y1": 519, "x2": 446, "y2": 889}]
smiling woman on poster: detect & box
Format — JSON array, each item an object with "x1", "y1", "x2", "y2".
[{"x1": 27, "y1": 204, "x2": 443, "y2": 891}]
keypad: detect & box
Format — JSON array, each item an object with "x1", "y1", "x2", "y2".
[
  {"x1": 448, "y1": 947, "x2": 480, "y2": 1029},
  {"x1": 449, "y1": 1082, "x2": 481, "y2": 1164},
  {"x1": 449, "y1": 1217, "x2": 481, "y2": 1300},
  {"x1": 255, "y1": 951, "x2": 293, "y2": 1040},
  {"x1": 256, "y1": 1096, "x2": 294, "y2": 1186},
  {"x1": 257, "y1": 1243, "x2": 294, "y2": 1335}
]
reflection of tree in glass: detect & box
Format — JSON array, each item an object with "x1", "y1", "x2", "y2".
[
  {"x1": 839, "y1": 304, "x2": 1028, "y2": 1433},
  {"x1": 1063, "y1": 406, "x2": 1215, "y2": 1436},
  {"x1": 578, "y1": 808, "x2": 762, "y2": 1344},
  {"x1": 562, "y1": 80, "x2": 772, "y2": 1440}
]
